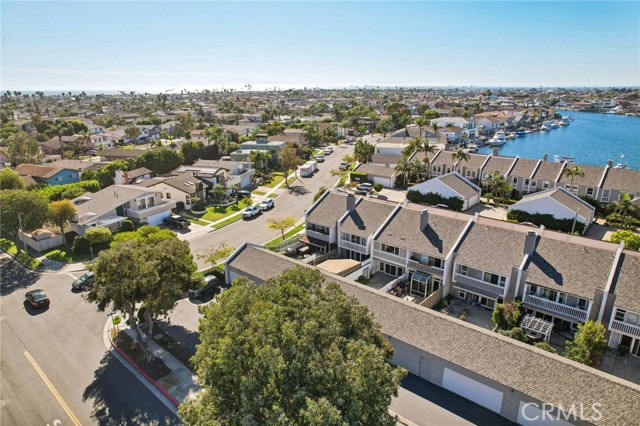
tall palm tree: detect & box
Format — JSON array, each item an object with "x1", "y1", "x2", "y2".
[
  {"x1": 416, "y1": 116, "x2": 430, "y2": 138},
  {"x1": 431, "y1": 122, "x2": 439, "y2": 137},
  {"x1": 488, "y1": 172, "x2": 512, "y2": 207},
  {"x1": 409, "y1": 159, "x2": 427, "y2": 184},
  {"x1": 394, "y1": 159, "x2": 412, "y2": 188},
  {"x1": 354, "y1": 139, "x2": 374, "y2": 163},
  {"x1": 451, "y1": 148, "x2": 470, "y2": 171},
  {"x1": 204, "y1": 125, "x2": 224, "y2": 147},
  {"x1": 562, "y1": 165, "x2": 585, "y2": 190},
  {"x1": 613, "y1": 193, "x2": 639, "y2": 230}
]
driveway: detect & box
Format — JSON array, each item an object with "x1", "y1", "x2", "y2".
[{"x1": 174, "y1": 222, "x2": 212, "y2": 242}]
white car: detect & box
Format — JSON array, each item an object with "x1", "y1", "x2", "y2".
[
  {"x1": 356, "y1": 182, "x2": 373, "y2": 191},
  {"x1": 316, "y1": 154, "x2": 325, "y2": 162},
  {"x1": 242, "y1": 205, "x2": 261, "y2": 219},
  {"x1": 325, "y1": 146, "x2": 333, "y2": 154},
  {"x1": 339, "y1": 161, "x2": 349, "y2": 171},
  {"x1": 259, "y1": 198, "x2": 274, "y2": 211}
]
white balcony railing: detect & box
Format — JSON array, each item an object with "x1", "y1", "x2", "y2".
[
  {"x1": 306, "y1": 229, "x2": 331, "y2": 242},
  {"x1": 453, "y1": 273, "x2": 505, "y2": 297},
  {"x1": 374, "y1": 249, "x2": 406, "y2": 264},
  {"x1": 408, "y1": 259, "x2": 444, "y2": 276},
  {"x1": 524, "y1": 294, "x2": 588, "y2": 322},
  {"x1": 610, "y1": 320, "x2": 640, "y2": 338},
  {"x1": 340, "y1": 239, "x2": 368, "y2": 253},
  {"x1": 125, "y1": 201, "x2": 175, "y2": 220}
]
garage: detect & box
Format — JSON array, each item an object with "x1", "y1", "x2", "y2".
[
  {"x1": 442, "y1": 368, "x2": 503, "y2": 413},
  {"x1": 145, "y1": 210, "x2": 172, "y2": 225},
  {"x1": 517, "y1": 401, "x2": 576, "y2": 426}
]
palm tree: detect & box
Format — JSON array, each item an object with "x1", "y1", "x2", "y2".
[
  {"x1": 354, "y1": 139, "x2": 374, "y2": 163},
  {"x1": 488, "y1": 172, "x2": 513, "y2": 207},
  {"x1": 394, "y1": 159, "x2": 412, "y2": 188},
  {"x1": 204, "y1": 125, "x2": 224, "y2": 147},
  {"x1": 409, "y1": 159, "x2": 427, "y2": 184},
  {"x1": 431, "y1": 122, "x2": 439, "y2": 137},
  {"x1": 416, "y1": 116, "x2": 430, "y2": 138},
  {"x1": 562, "y1": 165, "x2": 585, "y2": 190},
  {"x1": 613, "y1": 193, "x2": 639, "y2": 230},
  {"x1": 416, "y1": 138, "x2": 437, "y2": 175},
  {"x1": 451, "y1": 148, "x2": 470, "y2": 171}
]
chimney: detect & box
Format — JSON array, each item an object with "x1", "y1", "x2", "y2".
[
  {"x1": 346, "y1": 193, "x2": 356, "y2": 211},
  {"x1": 114, "y1": 170, "x2": 124, "y2": 185},
  {"x1": 420, "y1": 209, "x2": 429, "y2": 230},
  {"x1": 492, "y1": 148, "x2": 499, "y2": 156},
  {"x1": 524, "y1": 231, "x2": 537, "y2": 255},
  {"x1": 543, "y1": 153, "x2": 548, "y2": 161},
  {"x1": 607, "y1": 159, "x2": 613, "y2": 167}
]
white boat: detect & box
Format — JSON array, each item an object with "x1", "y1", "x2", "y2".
[
  {"x1": 540, "y1": 125, "x2": 550, "y2": 131},
  {"x1": 559, "y1": 120, "x2": 567, "y2": 126},
  {"x1": 489, "y1": 131, "x2": 507, "y2": 146},
  {"x1": 551, "y1": 122, "x2": 560, "y2": 129},
  {"x1": 465, "y1": 143, "x2": 479, "y2": 153},
  {"x1": 613, "y1": 163, "x2": 628, "y2": 169}
]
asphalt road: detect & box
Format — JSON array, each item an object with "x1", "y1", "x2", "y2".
[{"x1": 0, "y1": 258, "x2": 180, "y2": 426}]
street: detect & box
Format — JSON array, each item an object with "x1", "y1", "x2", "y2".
[{"x1": 0, "y1": 258, "x2": 179, "y2": 426}]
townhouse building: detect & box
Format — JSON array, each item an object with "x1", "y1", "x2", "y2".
[
  {"x1": 607, "y1": 253, "x2": 640, "y2": 357},
  {"x1": 556, "y1": 164, "x2": 607, "y2": 198},
  {"x1": 303, "y1": 192, "x2": 354, "y2": 252},
  {"x1": 507, "y1": 157, "x2": 539, "y2": 195}
]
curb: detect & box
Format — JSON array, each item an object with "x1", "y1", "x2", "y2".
[{"x1": 0, "y1": 248, "x2": 43, "y2": 272}]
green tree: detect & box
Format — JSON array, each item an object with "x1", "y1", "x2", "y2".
[
  {"x1": 136, "y1": 148, "x2": 184, "y2": 175},
  {"x1": 491, "y1": 301, "x2": 522, "y2": 330},
  {"x1": 176, "y1": 113, "x2": 195, "y2": 137},
  {"x1": 86, "y1": 160, "x2": 135, "y2": 188},
  {"x1": 6, "y1": 131, "x2": 43, "y2": 164},
  {"x1": 451, "y1": 148, "x2": 470, "y2": 170},
  {"x1": 0, "y1": 167, "x2": 25, "y2": 190},
  {"x1": 0, "y1": 190, "x2": 50, "y2": 248},
  {"x1": 561, "y1": 165, "x2": 585, "y2": 189},
  {"x1": 209, "y1": 184, "x2": 227, "y2": 204},
  {"x1": 279, "y1": 145, "x2": 303, "y2": 187},
  {"x1": 487, "y1": 171, "x2": 513, "y2": 207},
  {"x1": 267, "y1": 216, "x2": 296, "y2": 240},
  {"x1": 204, "y1": 125, "x2": 224, "y2": 146},
  {"x1": 354, "y1": 139, "x2": 375, "y2": 163},
  {"x1": 408, "y1": 158, "x2": 427, "y2": 184},
  {"x1": 609, "y1": 230, "x2": 640, "y2": 250},
  {"x1": 498, "y1": 326, "x2": 528, "y2": 342},
  {"x1": 385, "y1": 102, "x2": 411, "y2": 129},
  {"x1": 612, "y1": 193, "x2": 639, "y2": 230},
  {"x1": 84, "y1": 227, "x2": 113, "y2": 246},
  {"x1": 249, "y1": 150, "x2": 271, "y2": 173},
  {"x1": 88, "y1": 236, "x2": 197, "y2": 360},
  {"x1": 181, "y1": 141, "x2": 205, "y2": 165},
  {"x1": 375, "y1": 118, "x2": 394, "y2": 137},
  {"x1": 394, "y1": 159, "x2": 412, "y2": 188},
  {"x1": 124, "y1": 125, "x2": 141, "y2": 143},
  {"x1": 565, "y1": 320, "x2": 607, "y2": 365},
  {"x1": 313, "y1": 186, "x2": 328, "y2": 202},
  {"x1": 180, "y1": 267, "x2": 406, "y2": 426},
  {"x1": 533, "y1": 342, "x2": 557, "y2": 354},
  {"x1": 415, "y1": 116, "x2": 430, "y2": 138},
  {"x1": 48, "y1": 200, "x2": 76, "y2": 245},
  {"x1": 423, "y1": 109, "x2": 440, "y2": 120},
  {"x1": 198, "y1": 243, "x2": 236, "y2": 268}
]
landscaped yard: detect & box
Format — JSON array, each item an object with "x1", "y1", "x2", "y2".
[
  {"x1": 200, "y1": 199, "x2": 251, "y2": 222},
  {"x1": 42, "y1": 247, "x2": 93, "y2": 263},
  {"x1": 261, "y1": 172, "x2": 285, "y2": 188},
  {"x1": 0, "y1": 238, "x2": 43, "y2": 269},
  {"x1": 264, "y1": 224, "x2": 305, "y2": 248},
  {"x1": 252, "y1": 190, "x2": 266, "y2": 196},
  {"x1": 212, "y1": 215, "x2": 242, "y2": 229}
]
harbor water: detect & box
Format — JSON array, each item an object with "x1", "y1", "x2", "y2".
[{"x1": 477, "y1": 110, "x2": 640, "y2": 170}]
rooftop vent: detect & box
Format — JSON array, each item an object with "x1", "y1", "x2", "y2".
[{"x1": 73, "y1": 196, "x2": 92, "y2": 205}]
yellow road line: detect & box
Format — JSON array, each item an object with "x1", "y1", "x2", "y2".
[{"x1": 23, "y1": 351, "x2": 82, "y2": 426}]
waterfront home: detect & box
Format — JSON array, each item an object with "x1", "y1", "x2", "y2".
[
  {"x1": 528, "y1": 159, "x2": 565, "y2": 193},
  {"x1": 429, "y1": 150, "x2": 455, "y2": 177},
  {"x1": 599, "y1": 166, "x2": 640, "y2": 203},
  {"x1": 557, "y1": 164, "x2": 607, "y2": 198},
  {"x1": 430, "y1": 117, "x2": 477, "y2": 139},
  {"x1": 479, "y1": 154, "x2": 517, "y2": 184},
  {"x1": 408, "y1": 172, "x2": 481, "y2": 211},
  {"x1": 607, "y1": 253, "x2": 640, "y2": 357},
  {"x1": 507, "y1": 157, "x2": 539, "y2": 195},
  {"x1": 70, "y1": 184, "x2": 176, "y2": 234},
  {"x1": 14, "y1": 163, "x2": 80, "y2": 186},
  {"x1": 455, "y1": 153, "x2": 491, "y2": 182}
]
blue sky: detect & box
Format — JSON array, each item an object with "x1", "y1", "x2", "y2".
[{"x1": 1, "y1": 1, "x2": 639, "y2": 91}]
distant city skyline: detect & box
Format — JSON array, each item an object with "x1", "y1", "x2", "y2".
[{"x1": 2, "y1": 1, "x2": 639, "y2": 91}]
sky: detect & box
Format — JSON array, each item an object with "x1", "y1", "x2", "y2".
[{"x1": 1, "y1": 1, "x2": 639, "y2": 92}]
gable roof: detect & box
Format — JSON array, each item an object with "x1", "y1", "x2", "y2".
[
  {"x1": 437, "y1": 172, "x2": 481, "y2": 199},
  {"x1": 601, "y1": 168, "x2": 640, "y2": 194},
  {"x1": 515, "y1": 187, "x2": 595, "y2": 217},
  {"x1": 458, "y1": 153, "x2": 489, "y2": 171},
  {"x1": 531, "y1": 160, "x2": 565, "y2": 182},
  {"x1": 306, "y1": 192, "x2": 350, "y2": 228},
  {"x1": 481, "y1": 155, "x2": 516, "y2": 176},
  {"x1": 339, "y1": 199, "x2": 396, "y2": 238},
  {"x1": 147, "y1": 174, "x2": 210, "y2": 193},
  {"x1": 610, "y1": 252, "x2": 640, "y2": 313},
  {"x1": 72, "y1": 184, "x2": 159, "y2": 225},
  {"x1": 50, "y1": 159, "x2": 107, "y2": 172},
  {"x1": 100, "y1": 148, "x2": 147, "y2": 158},
  {"x1": 355, "y1": 163, "x2": 396, "y2": 179},
  {"x1": 14, "y1": 163, "x2": 66, "y2": 179},
  {"x1": 508, "y1": 157, "x2": 539, "y2": 178},
  {"x1": 557, "y1": 164, "x2": 606, "y2": 188}
]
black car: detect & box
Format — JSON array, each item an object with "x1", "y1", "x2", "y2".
[
  {"x1": 72, "y1": 272, "x2": 95, "y2": 291},
  {"x1": 235, "y1": 190, "x2": 252, "y2": 200},
  {"x1": 25, "y1": 289, "x2": 50, "y2": 308},
  {"x1": 188, "y1": 275, "x2": 220, "y2": 299},
  {"x1": 164, "y1": 214, "x2": 190, "y2": 230}
]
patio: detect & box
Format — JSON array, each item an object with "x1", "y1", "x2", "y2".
[{"x1": 443, "y1": 299, "x2": 495, "y2": 330}]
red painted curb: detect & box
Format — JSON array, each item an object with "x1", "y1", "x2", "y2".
[{"x1": 111, "y1": 341, "x2": 180, "y2": 407}]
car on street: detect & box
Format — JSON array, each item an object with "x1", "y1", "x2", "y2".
[
  {"x1": 25, "y1": 289, "x2": 50, "y2": 309},
  {"x1": 259, "y1": 198, "x2": 274, "y2": 211},
  {"x1": 242, "y1": 205, "x2": 262, "y2": 219},
  {"x1": 339, "y1": 161, "x2": 350, "y2": 171},
  {"x1": 325, "y1": 146, "x2": 333, "y2": 154},
  {"x1": 356, "y1": 182, "x2": 373, "y2": 191},
  {"x1": 188, "y1": 275, "x2": 220, "y2": 299},
  {"x1": 164, "y1": 214, "x2": 190, "y2": 230},
  {"x1": 346, "y1": 136, "x2": 356, "y2": 143},
  {"x1": 316, "y1": 154, "x2": 325, "y2": 162},
  {"x1": 87, "y1": 149, "x2": 97, "y2": 156},
  {"x1": 71, "y1": 272, "x2": 94, "y2": 291}
]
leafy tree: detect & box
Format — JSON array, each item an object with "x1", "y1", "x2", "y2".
[
  {"x1": 0, "y1": 190, "x2": 50, "y2": 245},
  {"x1": 561, "y1": 165, "x2": 585, "y2": 188},
  {"x1": 491, "y1": 301, "x2": 522, "y2": 330},
  {"x1": 612, "y1": 192, "x2": 639, "y2": 230},
  {"x1": 609, "y1": 230, "x2": 640, "y2": 250},
  {"x1": 0, "y1": 167, "x2": 25, "y2": 190},
  {"x1": 112, "y1": 225, "x2": 176, "y2": 246},
  {"x1": 124, "y1": 125, "x2": 141, "y2": 143},
  {"x1": 198, "y1": 243, "x2": 236, "y2": 268},
  {"x1": 176, "y1": 113, "x2": 195, "y2": 137},
  {"x1": 84, "y1": 160, "x2": 135, "y2": 188},
  {"x1": 34, "y1": 180, "x2": 100, "y2": 201},
  {"x1": 181, "y1": 141, "x2": 205, "y2": 165},
  {"x1": 204, "y1": 125, "x2": 224, "y2": 146},
  {"x1": 422, "y1": 108, "x2": 440, "y2": 120},
  {"x1": 267, "y1": 216, "x2": 296, "y2": 240},
  {"x1": 84, "y1": 227, "x2": 113, "y2": 246},
  {"x1": 88, "y1": 235, "x2": 197, "y2": 359},
  {"x1": 498, "y1": 326, "x2": 528, "y2": 342},
  {"x1": 385, "y1": 102, "x2": 411, "y2": 129},
  {"x1": 313, "y1": 186, "x2": 328, "y2": 202},
  {"x1": 451, "y1": 148, "x2": 470, "y2": 170},
  {"x1": 279, "y1": 145, "x2": 302, "y2": 187},
  {"x1": 394, "y1": 159, "x2": 412, "y2": 188},
  {"x1": 7, "y1": 131, "x2": 43, "y2": 164},
  {"x1": 354, "y1": 139, "x2": 374, "y2": 163},
  {"x1": 408, "y1": 158, "x2": 427, "y2": 184},
  {"x1": 533, "y1": 342, "x2": 557, "y2": 354},
  {"x1": 180, "y1": 267, "x2": 406, "y2": 425},
  {"x1": 136, "y1": 148, "x2": 184, "y2": 175},
  {"x1": 48, "y1": 200, "x2": 76, "y2": 245},
  {"x1": 375, "y1": 118, "x2": 394, "y2": 137},
  {"x1": 565, "y1": 320, "x2": 607, "y2": 365},
  {"x1": 487, "y1": 171, "x2": 512, "y2": 207},
  {"x1": 249, "y1": 150, "x2": 271, "y2": 173}
]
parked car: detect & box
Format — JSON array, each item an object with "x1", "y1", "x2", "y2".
[
  {"x1": 164, "y1": 215, "x2": 190, "y2": 229},
  {"x1": 235, "y1": 190, "x2": 252, "y2": 200},
  {"x1": 259, "y1": 198, "x2": 274, "y2": 211},
  {"x1": 346, "y1": 136, "x2": 356, "y2": 143},
  {"x1": 316, "y1": 154, "x2": 325, "y2": 162},
  {"x1": 339, "y1": 161, "x2": 350, "y2": 171},
  {"x1": 188, "y1": 275, "x2": 220, "y2": 299},
  {"x1": 71, "y1": 272, "x2": 94, "y2": 291},
  {"x1": 25, "y1": 289, "x2": 50, "y2": 309},
  {"x1": 243, "y1": 205, "x2": 262, "y2": 219},
  {"x1": 356, "y1": 182, "x2": 373, "y2": 191},
  {"x1": 87, "y1": 149, "x2": 98, "y2": 156},
  {"x1": 325, "y1": 146, "x2": 333, "y2": 154}
]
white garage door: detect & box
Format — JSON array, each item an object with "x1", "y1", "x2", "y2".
[
  {"x1": 442, "y1": 368, "x2": 503, "y2": 413},
  {"x1": 372, "y1": 176, "x2": 391, "y2": 187},
  {"x1": 517, "y1": 401, "x2": 576, "y2": 426},
  {"x1": 146, "y1": 211, "x2": 171, "y2": 225}
]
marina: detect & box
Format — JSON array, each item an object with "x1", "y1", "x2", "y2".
[{"x1": 477, "y1": 110, "x2": 640, "y2": 169}]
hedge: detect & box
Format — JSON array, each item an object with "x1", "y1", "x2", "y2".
[
  {"x1": 33, "y1": 180, "x2": 100, "y2": 201},
  {"x1": 406, "y1": 190, "x2": 464, "y2": 211},
  {"x1": 507, "y1": 209, "x2": 585, "y2": 234},
  {"x1": 349, "y1": 171, "x2": 369, "y2": 183}
]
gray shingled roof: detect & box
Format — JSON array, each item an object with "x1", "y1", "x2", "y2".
[
  {"x1": 430, "y1": 150, "x2": 455, "y2": 167},
  {"x1": 371, "y1": 154, "x2": 403, "y2": 165},
  {"x1": 339, "y1": 199, "x2": 396, "y2": 238},
  {"x1": 375, "y1": 207, "x2": 469, "y2": 257},
  {"x1": 482, "y1": 156, "x2": 516, "y2": 176},
  {"x1": 532, "y1": 161, "x2": 564, "y2": 182},
  {"x1": 73, "y1": 184, "x2": 159, "y2": 225},
  {"x1": 611, "y1": 252, "x2": 640, "y2": 313},
  {"x1": 515, "y1": 188, "x2": 594, "y2": 216},
  {"x1": 226, "y1": 246, "x2": 640, "y2": 426},
  {"x1": 525, "y1": 237, "x2": 616, "y2": 299},
  {"x1": 306, "y1": 192, "x2": 349, "y2": 228},
  {"x1": 356, "y1": 163, "x2": 396, "y2": 179},
  {"x1": 601, "y1": 168, "x2": 640, "y2": 194},
  {"x1": 557, "y1": 164, "x2": 606, "y2": 188},
  {"x1": 456, "y1": 223, "x2": 527, "y2": 276},
  {"x1": 459, "y1": 153, "x2": 489, "y2": 171},
  {"x1": 508, "y1": 158, "x2": 539, "y2": 178},
  {"x1": 438, "y1": 173, "x2": 480, "y2": 199}
]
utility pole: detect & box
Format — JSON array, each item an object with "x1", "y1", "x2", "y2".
[{"x1": 17, "y1": 212, "x2": 28, "y2": 254}]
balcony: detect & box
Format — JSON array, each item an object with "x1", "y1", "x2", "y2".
[
  {"x1": 340, "y1": 239, "x2": 368, "y2": 253},
  {"x1": 408, "y1": 259, "x2": 444, "y2": 276},
  {"x1": 610, "y1": 320, "x2": 640, "y2": 338},
  {"x1": 523, "y1": 294, "x2": 588, "y2": 322},
  {"x1": 125, "y1": 201, "x2": 176, "y2": 220},
  {"x1": 374, "y1": 249, "x2": 406, "y2": 264},
  {"x1": 306, "y1": 229, "x2": 331, "y2": 242},
  {"x1": 453, "y1": 273, "x2": 504, "y2": 297}
]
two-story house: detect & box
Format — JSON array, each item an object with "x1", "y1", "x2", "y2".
[
  {"x1": 456, "y1": 153, "x2": 491, "y2": 183},
  {"x1": 607, "y1": 252, "x2": 640, "y2": 357},
  {"x1": 528, "y1": 159, "x2": 565, "y2": 193},
  {"x1": 599, "y1": 166, "x2": 640, "y2": 203},
  {"x1": 479, "y1": 154, "x2": 517, "y2": 187},
  {"x1": 556, "y1": 164, "x2": 607, "y2": 199},
  {"x1": 507, "y1": 157, "x2": 539, "y2": 195},
  {"x1": 303, "y1": 191, "x2": 354, "y2": 253},
  {"x1": 143, "y1": 174, "x2": 210, "y2": 210},
  {"x1": 14, "y1": 164, "x2": 80, "y2": 186},
  {"x1": 430, "y1": 117, "x2": 476, "y2": 139}
]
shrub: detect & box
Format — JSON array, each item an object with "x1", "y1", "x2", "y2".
[
  {"x1": 491, "y1": 301, "x2": 523, "y2": 330},
  {"x1": 578, "y1": 195, "x2": 608, "y2": 217},
  {"x1": 533, "y1": 342, "x2": 557, "y2": 354},
  {"x1": 191, "y1": 197, "x2": 207, "y2": 211},
  {"x1": 120, "y1": 220, "x2": 135, "y2": 232},
  {"x1": 84, "y1": 227, "x2": 113, "y2": 245},
  {"x1": 609, "y1": 230, "x2": 640, "y2": 250},
  {"x1": 507, "y1": 209, "x2": 586, "y2": 234},
  {"x1": 349, "y1": 171, "x2": 369, "y2": 183},
  {"x1": 373, "y1": 183, "x2": 383, "y2": 192},
  {"x1": 71, "y1": 235, "x2": 91, "y2": 254},
  {"x1": 313, "y1": 186, "x2": 328, "y2": 202},
  {"x1": 498, "y1": 327, "x2": 528, "y2": 342},
  {"x1": 33, "y1": 180, "x2": 100, "y2": 201},
  {"x1": 406, "y1": 190, "x2": 464, "y2": 211},
  {"x1": 355, "y1": 275, "x2": 370, "y2": 284},
  {"x1": 565, "y1": 320, "x2": 607, "y2": 365}
]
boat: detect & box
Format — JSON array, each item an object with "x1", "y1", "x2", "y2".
[
  {"x1": 517, "y1": 131, "x2": 526, "y2": 137},
  {"x1": 506, "y1": 133, "x2": 517, "y2": 140},
  {"x1": 613, "y1": 163, "x2": 628, "y2": 169},
  {"x1": 465, "y1": 143, "x2": 479, "y2": 153},
  {"x1": 553, "y1": 155, "x2": 575, "y2": 163},
  {"x1": 559, "y1": 120, "x2": 567, "y2": 126},
  {"x1": 489, "y1": 131, "x2": 507, "y2": 146},
  {"x1": 551, "y1": 122, "x2": 560, "y2": 129},
  {"x1": 540, "y1": 125, "x2": 550, "y2": 131}
]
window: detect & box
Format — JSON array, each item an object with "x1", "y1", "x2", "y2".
[
  {"x1": 185, "y1": 195, "x2": 191, "y2": 205},
  {"x1": 512, "y1": 177, "x2": 518, "y2": 185},
  {"x1": 524, "y1": 179, "x2": 530, "y2": 186},
  {"x1": 166, "y1": 193, "x2": 171, "y2": 199},
  {"x1": 543, "y1": 181, "x2": 550, "y2": 189},
  {"x1": 577, "y1": 298, "x2": 589, "y2": 310},
  {"x1": 601, "y1": 189, "x2": 610, "y2": 203},
  {"x1": 428, "y1": 257, "x2": 443, "y2": 269},
  {"x1": 381, "y1": 243, "x2": 399, "y2": 256},
  {"x1": 459, "y1": 265, "x2": 468, "y2": 275},
  {"x1": 459, "y1": 290, "x2": 466, "y2": 299},
  {"x1": 308, "y1": 223, "x2": 329, "y2": 235},
  {"x1": 586, "y1": 187, "x2": 594, "y2": 197},
  {"x1": 55, "y1": 177, "x2": 62, "y2": 182},
  {"x1": 615, "y1": 309, "x2": 626, "y2": 322},
  {"x1": 482, "y1": 271, "x2": 506, "y2": 287},
  {"x1": 529, "y1": 285, "x2": 538, "y2": 295},
  {"x1": 68, "y1": 174, "x2": 74, "y2": 178},
  {"x1": 571, "y1": 185, "x2": 579, "y2": 193}
]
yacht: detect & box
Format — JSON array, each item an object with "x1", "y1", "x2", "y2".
[
  {"x1": 489, "y1": 131, "x2": 507, "y2": 146},
  {"x1": 559, "y1": 120, "x2": 567, "y2": 126},
  {"x1": 540, "y1": 125, "x2": 550, "y2": 131},
  {"x1": 517, "y1": 131, "x2": 526, "y2": 137},
  {"x1": 506, "y1": 133, "x2": 517, "y2": 140},
  {"x1": 550, "y1": 121, "x2": 560, "y2": 129}
]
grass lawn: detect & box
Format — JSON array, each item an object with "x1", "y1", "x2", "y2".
[
  {"x1": 202, "y1": 199, "x2": 251, "y2": 222},
  {"x1": 262, "y1": 173, "x2": 284, "y2": 189},
  {"x1": 252, "y1": 190, "x2": 266, "y2": 196},
  {"x1": 212, "y1": 215, "x2": 242, "y2": 229},
  {"x1": 189, "y1": 218, "x2": 210, "y2": 226},
  {"x1": 264, "y1": 224, "x2": 305, "y2": 248},
  {"x1": 0, "y1": 238, "x2": 18, "y2": 255},
  {"x1": 42, "y1": 248, "x2": 92, "y2": 263},
  {"x1": 0, "y1": 238, "x2": 43, "y2": 269}
]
